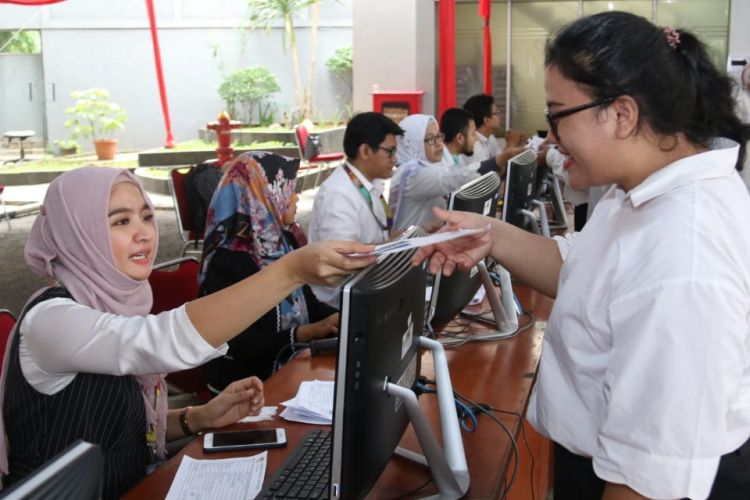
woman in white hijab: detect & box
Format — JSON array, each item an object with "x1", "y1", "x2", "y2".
[{"x1": 390, "y1": 114, "x2": 497, "y2": 232}]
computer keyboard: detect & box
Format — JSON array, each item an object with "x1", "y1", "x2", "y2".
[{"x1": 259, "y1": 429, "x2": 331, "y2": 499}]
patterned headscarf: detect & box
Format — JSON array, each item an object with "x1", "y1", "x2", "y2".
[
  {"x1": 0, "y1": 167, "x2": 168, "y2": 483},
  {"x1": 200, "y1": 152, "x2": 308, "y2": 330}
]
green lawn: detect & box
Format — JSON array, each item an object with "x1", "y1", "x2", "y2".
[
  {"x1": 149, "y1": 139, "x2": 296, "y2": 152},
  {"x1": 0, "y1": 156, "x2": 138, "y2": 174}
]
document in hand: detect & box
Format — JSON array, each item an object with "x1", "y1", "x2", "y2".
[
  {"x1": 279, "y1": 380, "x2": 334, "y2": 425},
  {"x1": 165, "y1": 453, "x2": 267, "y2": 500},
  {"x1": 348, "y1": 227, "x2": 486, "y2": 257}
]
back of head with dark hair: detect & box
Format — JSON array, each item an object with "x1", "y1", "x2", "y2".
[
  {"x1": 463, "y1": 94, "x2": 495, "y2": 129},
  {"x1": 545, "y1": 11, "x2": 750, "y2": 169},
  {"x1": 440, "y1": 108, "x2": 474, "y2": 143},
  {"x1": 343, "y1": 112, "x2": 404, "y2": 159}
]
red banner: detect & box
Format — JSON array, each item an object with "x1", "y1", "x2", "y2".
[
  {"x1": 438, "y1": 0, "x2": 456, "y2": 117},
  {"x1": 0, "y1": 1, "x2": 65, "y2": 5},
  {"x1": 479, "y1": 0, "x2": 492, "y2": 95}
]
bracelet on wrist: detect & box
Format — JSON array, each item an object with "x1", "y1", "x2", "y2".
[{"x1": 179, "y1": 406, "x2": 196, "y2": 436}]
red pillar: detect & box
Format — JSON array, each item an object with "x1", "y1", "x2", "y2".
[
  {"x1": 437, "y1": 0, "x2": 456, "y2": 117},
  {"x1": 145, "y1": 0, "x2": 176, "y2": 148}
]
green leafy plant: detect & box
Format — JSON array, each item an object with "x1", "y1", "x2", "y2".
[
  {"x1": 0, "y1": 30, "x2": 41, "y2": 53},
  {"x1": 53, "y1": 139, "x2": 80, "y2": 154},
  {"x1": 246, "y1": 0, "x2": 318, "y2": 118},
  {"x1": 63, "y1": 88, "x2": 127, "y2": 142},
  {"x1": 218, "y1": 67, "x2": 280, "y2": 125},
  {"x1": 326, "y1": 46, "x2": 353, "y2": 120}
]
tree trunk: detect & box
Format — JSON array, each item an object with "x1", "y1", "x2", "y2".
[
  {"x1": 305, "y1": 2, "x2": 320, "y2": 120},
  {"x1": 286, "y1": 14, "x2": 304, "y2": 115}
]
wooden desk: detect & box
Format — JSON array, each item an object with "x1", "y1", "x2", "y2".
[{"x1": 123, "y1": 287, "x2": 553, "y2": 499}]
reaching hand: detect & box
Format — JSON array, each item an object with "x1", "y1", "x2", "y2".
[
  {"x1": 505, "y1": 129, "x2": 529, "y2": 148},
  {"x1": 411, "y1": 207, "x2": 494, "y2": 276},
  {"x1": 296, "y1": 313, "x2": 340, "y2": 342},
  {"x1": 286, "y1": 240, "x2": 376, "y2": 287},
  {"x1": 193, "y1": 376, "x2": 265, "y2": 431}
]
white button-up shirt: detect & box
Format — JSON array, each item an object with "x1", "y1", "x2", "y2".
[
  {"x1": 470, "y1": 130, "x2": 503, "y2": 162},
  {"x1": 526, "y1": 138, "x2": 750, "y2": 499},
  {"x1": 308, "y1": 162, "x2": 390, "y2": 306}
]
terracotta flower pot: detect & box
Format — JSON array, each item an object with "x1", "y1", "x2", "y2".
[{"x1": 94, "y1": 139, "x2": 118, "y2": 160}]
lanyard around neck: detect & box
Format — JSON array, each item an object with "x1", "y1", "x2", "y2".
[{"x1": 343, "y1": 164, "x2": 392, "y2": 231}]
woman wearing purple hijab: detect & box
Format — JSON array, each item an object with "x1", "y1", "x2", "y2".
[{"x1": 0, "y1": 166, "x2": 374, "y2": 498}]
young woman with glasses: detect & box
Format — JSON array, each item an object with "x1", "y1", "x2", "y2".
[{"x1": 414, "y1": 11, "x2": 750, "y2": 500}]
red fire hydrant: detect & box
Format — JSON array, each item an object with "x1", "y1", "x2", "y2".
[{"x1": 206, "y1": 111, "x2": 242, "y2": 166}]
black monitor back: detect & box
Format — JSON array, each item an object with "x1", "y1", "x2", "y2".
[
  {"x1": 429, "y1": 172, "x2": 500, "y2": 328},
  {"x1": 0, "y1": 441, "x2": 103, "y2": 500},
  {"x1": 331, "y1": 241, "x2": 427, "y2": 499},
  {"x1": 501, "y1": 149, "x2": 538, "y2": 230}
]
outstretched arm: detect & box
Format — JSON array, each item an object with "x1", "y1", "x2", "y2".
[
  {"x1": 187, "y1": 240, "x2": 375, "y2": 347},
  {"x1": 413, "y1": 207, "x2": 562, "y2": 298}
]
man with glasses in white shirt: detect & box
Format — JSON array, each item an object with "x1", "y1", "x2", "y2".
[
  {"x1": 308, "y1": 112, "x2": 404, "y2": 307},
  {"x1": 464, "y1": 94, "x2": 528, "y2": 162}
]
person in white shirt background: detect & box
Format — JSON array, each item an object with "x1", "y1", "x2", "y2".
[
  {"x1": 414, "y1": 11, "x2": 750, "y2": 500},
  {"x1": 389, "y1": 113, "x2": 501, "y2": 233},
  {"x1": 463, "y1": 93, "x2": 528, "y2": 162},
  {"x1": 308, "y1": 111, "x2": 403, "y2": 307},
  {"x1": 735, "y1": 63, "x2": 750, "y2": 191},
  {"x1": 440, "y1": 107, "x2": 526, "y2": 176}
]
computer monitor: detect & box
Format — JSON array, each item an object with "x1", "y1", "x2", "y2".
[
  {"x1": 331, "y1": 229, "x2": 469, "y2": 499},
  {"x1": 429, "y1": 172, "x2": 500, "y2": 328},
  {"x1": 1, "y1": 440, "x2": 103, "y2": 500},
  {"x1": 502, "y1": 149, "x2": 549, "y2": 236},
  {"x1": 332, "y1": 237, "x2": 426, "y2": 499}
]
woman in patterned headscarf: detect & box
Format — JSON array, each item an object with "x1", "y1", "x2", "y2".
[{"x1": 200, "y1": 152, "x2": 340, "y2": 391}]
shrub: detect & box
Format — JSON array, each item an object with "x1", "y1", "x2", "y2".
[
  {"x1": 63, "y1": 88, "x2": 127, "y2": 142},
  {"x1": 218, "y1": 67, "x2": 280, "y2": 125}
]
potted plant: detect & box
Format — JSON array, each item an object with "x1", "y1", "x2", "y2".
[
  {"x1": 53, "y1": 139, "x2": 80, "y2": 156},
  {"x1": 63, "y1": 88, "x2": 127, "y2": 160}
]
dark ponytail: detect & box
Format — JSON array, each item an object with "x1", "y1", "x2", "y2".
[{"x1": 545, "y1": 11, "x2": 750, "y2": 170}]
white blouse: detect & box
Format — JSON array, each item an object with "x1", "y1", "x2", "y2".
[
  {"x1": 526, "y1": 138, "x2": 750, "y2": 499},
  {"x1": 19, "y1": 298, "x2": 227, "y2": 395}
]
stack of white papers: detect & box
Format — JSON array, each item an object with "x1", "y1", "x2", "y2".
[
  {"x1": 280, "y1": 380, "x2": 334, "y2": 425},
  {"x1": 165, "y1": 453, "x2": 267, "y2": 500}
]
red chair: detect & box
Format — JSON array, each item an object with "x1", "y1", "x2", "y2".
[
  {"x1": 148, "y1": 257, "x2": 211, "y2": 402},
  {"x1": 168, "y1": 168, "x2": 201, "y2": 256},
  {"x1": 0, "y1": 309, "x2": 17, "y2": 372},
  {"x1": 294, "y1": 125, "x2": 344, "y2": 189},
  {"x1": 0, "y1": 184, "x2": 10, "y2": 231}
]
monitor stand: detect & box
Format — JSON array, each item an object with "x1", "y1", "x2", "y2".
[
  {"x1": 519, "y1": 199, "x2": 551, "y2": 237},
  {"x1": 460, "y1": 261, "x2": 519, "y2": 340},
  {"x1": 542, "y1": 174, "x2": 568, "y2": 229},
  {"x1": 385, "y1": 336, "x2": 470, "y2": 500}
]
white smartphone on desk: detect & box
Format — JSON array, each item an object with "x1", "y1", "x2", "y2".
[{"x1": 203, "y1": 428, "x2": 287, "y2": 452}]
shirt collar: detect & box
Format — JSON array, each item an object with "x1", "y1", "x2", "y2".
[
  {"x1": 346, "y1": 161, "x2": 375, "y2": 191},
  {"x1": 475, "y1": 131, "x2": 489, "y2": 144},
  {"x1": 626, "y1": 138, "x2": 740, "y2": 207}
]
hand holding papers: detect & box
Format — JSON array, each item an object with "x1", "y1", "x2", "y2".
[
  {"x1": 280, "y1": 380, "x2": 334, "y2": 425},
  {"x1": 348, "y1": 227, "x2": 486, "y2": 257}
]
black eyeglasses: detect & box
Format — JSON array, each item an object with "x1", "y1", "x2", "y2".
[
  {"x1": 544, "y1": 96, "x2": 617, "y2": 139},
  {"x1": 377, "y1": 145, "x2": 398, "y2": 158},
  {"x1": 424, "y1": 133, "x2": 445, "y2": 146}
]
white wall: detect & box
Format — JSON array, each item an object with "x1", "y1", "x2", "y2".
[
  {"x1": 352, "y1": 0, "x2": 436, "y2": 116},
  {"x1": 729, "y1": 0, "x2": 750, "y2": 60},
  {"x1": 0, "y1": 0, "x2": 353, "y2": 151}
]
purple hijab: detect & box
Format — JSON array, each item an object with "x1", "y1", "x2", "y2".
[{"x1": 0, "y1": 166, "x2": 168, "y2": 483}]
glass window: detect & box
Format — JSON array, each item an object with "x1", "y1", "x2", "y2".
[
  {"x1": 583, "y1": 1, "x2": 652, "y2": 18},
  {"x1": 510, "y1": 1, "x2": 579, "y2": 134},
  {"x1": 655, "y1": 0, "x2": 730, "y2": 69},
  {"x1": 454, "y1": 2, "x2": 508, "y2": 123}
]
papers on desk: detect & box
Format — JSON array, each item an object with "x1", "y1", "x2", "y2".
[
  {"x1": 237, "y1": 405, "x2": 277, "y2": 423},
  {"x1": 280, "y1": 380, "x2": 334, "y2": 425},
  {"x1": 165, "y1": 453, "x2": 267, "y2": 500}
]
